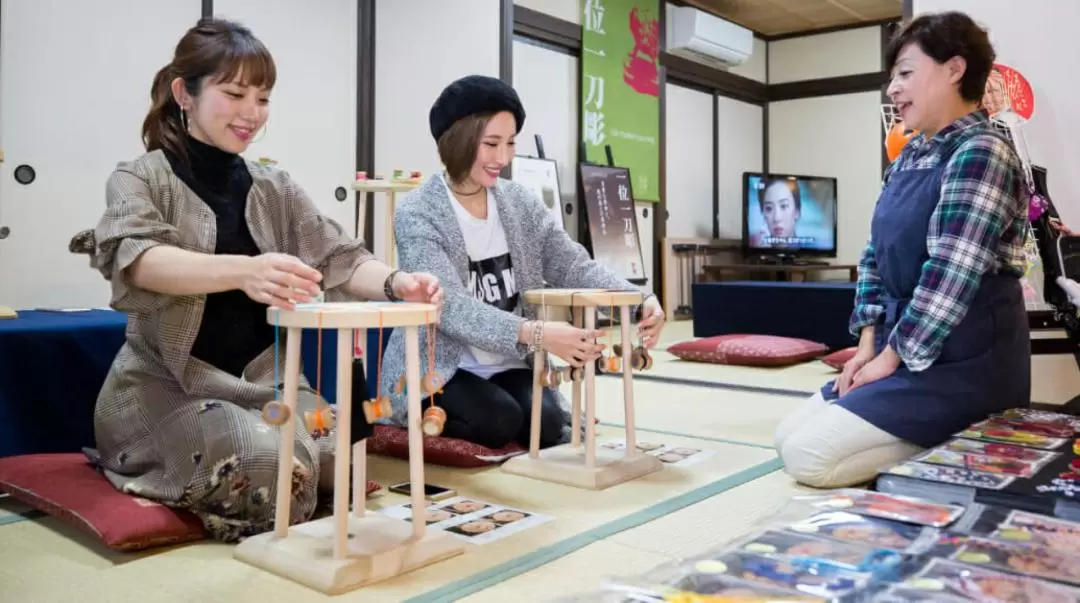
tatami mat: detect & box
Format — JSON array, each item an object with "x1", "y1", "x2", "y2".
[
  {"x1": 458, "y1": 471, "x2": 810, "y2": 602},
  {"x1": 577, "y1": 375, "x2": 803, "y2": 448},
  {"x1": 0, "y1": 320, "x2": 830, "y2": 603},
  {"x1": 0, "y1": 426, "x2": 779, "y2": 603}
]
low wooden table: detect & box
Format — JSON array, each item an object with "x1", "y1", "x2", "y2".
[{"x1": 702, "y1": 262, "x2": 858, "y2": 283}]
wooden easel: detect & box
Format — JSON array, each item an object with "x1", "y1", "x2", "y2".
[
  {"x1": 501, "y1": 289, "x2": 663, "y2": 490},
  {"x1": 234, "y1": 301, "x2": 464, "y2": 595},
  {"x1": 352, "y1": 177, "x2": 420, "y2": 268}
]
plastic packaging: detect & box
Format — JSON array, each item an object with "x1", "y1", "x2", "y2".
[{"x1": 772, "y1": 488, "x2": 966, "y2": 528}]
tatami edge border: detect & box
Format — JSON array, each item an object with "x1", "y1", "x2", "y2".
[
  {"x1": 404, "y1": 455, "x2": 785, "y2": 603},
  {"x1": 597, "y1": 371, "x2": 815, "y2": 398}
]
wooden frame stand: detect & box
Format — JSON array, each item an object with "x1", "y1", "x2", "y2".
[
  {"x1": 501, "y1": 289, "x2": 663, "y2": 490},
  {"x1": 234, "y1": 302, "x2": 464, "y2": 595},
  {"x1": 351, "y1": 178, "x2": 420, "y2": 269}
]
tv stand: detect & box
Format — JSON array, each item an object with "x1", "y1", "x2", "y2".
[
  {"x1": 702, "y1": 258, "x2": 858, "y2": 283},
  {"x1": 754, "y1": 254, "x2": 830, "y2": 267}
]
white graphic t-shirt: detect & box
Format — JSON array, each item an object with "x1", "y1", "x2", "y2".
[{"x1": 442, "y1": 175, "x2": 528, "y2": 378}]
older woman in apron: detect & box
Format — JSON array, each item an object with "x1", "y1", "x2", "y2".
[{"x1": 774, "y1": 11, "x2": 1031, "y2": 488}]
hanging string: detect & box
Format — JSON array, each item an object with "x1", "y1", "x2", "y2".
[
  {"x1": 273, "y1": 310, "x2": 280, "y2": 399},
  {"x1": 376, "y1": 309, "x2": 384, "y2": 398},
  {"x1": 316, "y1": 310, "x2": 323, "y2": 403}
]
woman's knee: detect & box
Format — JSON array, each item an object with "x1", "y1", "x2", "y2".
[{"x1": 190, "y1": 428, "x2": 321, "y2": 539}]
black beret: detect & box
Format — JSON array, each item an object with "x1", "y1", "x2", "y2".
[{"x1": 429, "y1": 75, "x2": 526, "y2": 142}]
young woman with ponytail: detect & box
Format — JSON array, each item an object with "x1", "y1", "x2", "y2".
[{"x1": 78, "y1": 17, "x2": 442, "y2": 542}]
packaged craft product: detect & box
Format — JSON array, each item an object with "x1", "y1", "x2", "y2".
[
  {"x1": 776, "y1": 488, "x2": 966, "y2": 528},
  {"x1": 784, "y1": 510, "x2": 940, "y2": 554},
  {"x1": 721, "y1": 528, "x2": 904, "y2": 581},
  {"x1": 560, "y1": 582, "x2": 826, "y2": 602},
  {"x1": 912, "y1": 447, "x2": 1052, "y2": 478},
  {"x1": 880, "y1": 460, "x2": 1018, "y2": 490},
  {"x1": 887, "y1": 557, "x2": 1080, "y2": 602},
  {"x1": 938, "y1": 438, "x2": 1060, "y2": 463},
  {"x1": 954, "y1": 422, "x2": 1068, "y2": 450},
  {"x1": 607, "y1": 549, "x2": 876, "y2": 601},
  {"x1": 924, "y1": 532, "x2": 1080, "y2": 587}
]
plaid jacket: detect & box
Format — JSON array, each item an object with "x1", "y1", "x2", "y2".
[{"x1": 851, "y1": 109, "x2": 1028, "y2": 371}]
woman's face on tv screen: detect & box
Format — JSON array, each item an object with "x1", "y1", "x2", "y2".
[{"x1": 762, "y1": 182, "x2": 799, "y2": 237}]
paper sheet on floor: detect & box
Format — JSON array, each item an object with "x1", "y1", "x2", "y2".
[{"x1": 377, "y1": 496, "x2": 554, "y2": 545}]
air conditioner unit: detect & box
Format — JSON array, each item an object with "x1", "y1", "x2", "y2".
[{"x1": 666, "y1": 5, "x2": 752, "y2": 69}]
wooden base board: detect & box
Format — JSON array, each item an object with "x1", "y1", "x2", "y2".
[
  {"x1": 501, "y1": 443, "x2": 664, "y2": 490},
  {"x1": 233, "y1": 513, "x2": 465, "y2": 595}
]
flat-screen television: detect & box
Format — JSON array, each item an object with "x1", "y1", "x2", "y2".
[{"x1": 742, "y1": 171, "x2": 838, "y2": 259}]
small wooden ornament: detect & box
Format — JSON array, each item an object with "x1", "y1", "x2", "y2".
[
  {"x1": 422, "y1": 406, "x2": 447, "y2": 436},
  {"x1": 643, "y1": 349, "x2": 653, "y2": 370},
  {"x1": 631, "y1": 347, "x2": 647, "y2": 370},
  {"x1": 303, "y1": 406, "x2": 336, "y2": 439},
  {"x1": 394, "y1": 375, "x2": 407, "y2": 395},
  {"x1": 421, "y1": 373, "x2": 443, "y2": 395},
  {"x1": 548, "y1": 367, "x2": 562, "y2": 387},
  {"x1": 612, "y1": 343, "x2": 623, "y2": 356},
  {"x1": 262, "y1": 401, "x2": 291, "y2": 426},
  {"x1": 362, "y1": 396, "x2": 393, "y2": 423},
  {"x1": 570, "y1": 367, "x2": 584, "y2": 382},
  {"x1": 605, "y1": 355, "x2": 621, "y2": 373}
]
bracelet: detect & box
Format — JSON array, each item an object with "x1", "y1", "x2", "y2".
[
  {"x1": 528, "y1": 320, "x2": 544, "y2": 352},
  {"x1": 384, "y1": 269, "x2": 403, "y2": 301}
]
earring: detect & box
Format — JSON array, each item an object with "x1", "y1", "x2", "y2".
[{"x1": 180, "y1": 108, "x2": 190, "y2": 131}]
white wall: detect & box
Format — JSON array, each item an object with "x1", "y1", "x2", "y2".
[
  {"x1": 373, "y1": 0, "x2": 501, "y2": 265},
  {"x1": 913, "y1": 0, "x2": 1080, "y2": 227},
  {"x1": 512, "y1": 38, "x2": 580, "y2": 240},
  {"x1": 213, "y1": 0, "x2": 357, "y2": 233},
  {"x1": 767, "y1": 26, "x2": 884, "y2": 267},
  {"x1": 0, "y1": 0, "x2": 200, "y2": 310},
  {"x1": 664, "y1": 83, "x2": 714, "y2": 240},
  {"x1": 716, "y1": 96, "x2": 764, "y2": 239},
  {"x1": 768, "y1": 28, "x2": 881, "y2": 84}
]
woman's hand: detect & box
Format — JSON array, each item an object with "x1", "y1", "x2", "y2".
[
  {"x1": 637, "y1": 295, "x2": 666, "y2": 348},
  {"x1": 850, "y1": 346, "x2": 902, "y2": 391},
  {"x1": 542, "y1": 322, "x2": 606, "y2": 367},
  {"x1": 392, "y1": 271, "x2": 443, "y2": 307},
  {"x1": 240, "y1": 253, "x2": 323, "y2": 310},
  {"x1": 834, "y1": 346, "x2": 876, "y2": 396}
]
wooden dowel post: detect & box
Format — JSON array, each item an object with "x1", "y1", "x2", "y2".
[
  {"x1": 571, "y1": 307, "x2": 583, "y2": 447},
  {"x1": 333, "y1": 329, "x2": 353, "y2": 559},
  {"x1": 404, "y1": 325, "x2": 426, "y2": 538},
  {"x1": 529, "y1": 345, "x2": 544, "y2": 459},
  {"x1": 619, "y1": 305, "x2": 636, "y2": 453},
  {"x1": 274, "y1": 326, "x2": 303, "y2": 538},
  {"x1": 352, "y1": 327, "x2": 367, "y2": 519},
  {"x1": 584, "y1": 308, "x2": 596, "y2": 468}
]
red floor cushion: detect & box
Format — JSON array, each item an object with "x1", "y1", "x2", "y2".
[
  {"x1": 0, "y1": 453, "x2": 206, "y2": 551},
  {"x1": 668, "y1": 334, "x2": 828, "y2": 367},
  {"x1": 368, "y1": 425, "x2": 526, "y2": 468},
  {"x1": 821, "y1": 347, "x2": 858, "y2": 370},
  {"x1": 0, "y1": 453, "x2": 384, "y2": 551}
]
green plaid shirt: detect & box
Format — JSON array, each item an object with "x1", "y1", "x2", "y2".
[{"x1": 851, "y1": 109, "x2": 1028, "y2": 372}]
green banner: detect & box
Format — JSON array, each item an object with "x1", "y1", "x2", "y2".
[{"x1": 580, "y1": 0, "x2": 660, "y2": 202}]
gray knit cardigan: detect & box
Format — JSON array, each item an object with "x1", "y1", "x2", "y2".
[{"x1": 376, "y1": 173, "x2": 641, "y2": 440}]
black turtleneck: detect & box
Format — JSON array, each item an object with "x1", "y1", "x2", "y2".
[{"x1": 164, "y1": 135, "x2": 274, "y2": 377}]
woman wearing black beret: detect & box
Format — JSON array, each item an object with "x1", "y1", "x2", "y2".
[{"x1": 378, "y1": 75, "x2": 666, "y2": 450}]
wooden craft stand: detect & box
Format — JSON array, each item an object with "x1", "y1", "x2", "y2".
[
  {"x1": 234, "y1": 302, "x2": 464, "y2": 595},
  {"x1": 351, "y1": 179, "x2": 420, "y2": 269},
  {"x1": 501, "y1": 289, "x2": 663, "y2": 490}
]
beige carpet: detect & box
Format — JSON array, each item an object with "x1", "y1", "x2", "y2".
[{"x1": 0, "y1": 425, "x2": 780, "y2": 603}]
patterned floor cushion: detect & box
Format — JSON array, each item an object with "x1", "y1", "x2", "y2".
[
  {"x1": 368, "y1": 425, "x2": 526, "y2": 468},
  {"x1": 667, "y1": 334, "x2": 829, "y2": 367}
]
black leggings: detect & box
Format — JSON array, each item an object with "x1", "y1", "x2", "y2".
[{"x1": 429, "y1": 368, "x2": 567, "y2": 450}]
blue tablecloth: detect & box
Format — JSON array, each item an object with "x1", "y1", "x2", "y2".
[{"x1": 0, "y1": 309, "x2": 386, "y2": 458}]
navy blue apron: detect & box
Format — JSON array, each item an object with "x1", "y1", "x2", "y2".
[{"x1": 821, "y1": 153, "x2": 1031, "y2": 449}]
